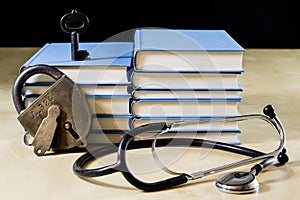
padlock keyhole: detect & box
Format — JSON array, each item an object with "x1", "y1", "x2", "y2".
[{"x1": 64, "y1": 121, "x2": 80, "y2": 140}]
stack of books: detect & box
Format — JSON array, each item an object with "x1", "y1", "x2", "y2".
[
  {"x1": 20, "y1": 29, "x2": 244, "y2": 145},
  {"x1": 130, "y1": 29, "x2": 244, "y2": 144},
  {"x1": 20, "y1": 42, "x2": 134, "y2": 144}
]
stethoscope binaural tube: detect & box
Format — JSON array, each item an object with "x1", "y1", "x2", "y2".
[{"x1": 117, "y1": 105, "x2": 288, "y2": 192}]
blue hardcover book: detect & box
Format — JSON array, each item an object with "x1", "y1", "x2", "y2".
[
  {"x1": 132, "y1": 88, "x2": 243, "y2": 100},
  {"x1": 87, "y1": 114, "x2": 133, "y2": 144},
  {"x1": 22, "y1": 83, "x2": 133, "y2": 96},
  {"x1": 130, "y1": 115, "x2": 240, "y2": 130},
  {"x1": 86, "y1": 130, "x2": 127, "y2": 144},
  {"x1": 24, "y1": 94, "x2": 132, "y2": 116},
  {"x1": 88, "y1": 94, "x2": 132, "y2": 116},
  {"x1": 130, "y1": 98, "x2": 241, "y2": 118},
  {"x1": 133, "y1": 29, "x2": 244, "y2": 73},
  {"x1": 92, "y1": 114, "x2": 132, "y2": 131},
  {"x1": 21, "y1": 42, "x2": 134, "y2": 85},
  {"x1": 131, "y1": 71, "x2": 243, "y2": 90},
  {"x1": 135, "y1": 130, "x2": 241, "y2": 145}
]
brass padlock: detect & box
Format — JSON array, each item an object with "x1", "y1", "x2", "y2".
[{"x1": 12, "y1": 64, "x2": 92, "y2": 156}]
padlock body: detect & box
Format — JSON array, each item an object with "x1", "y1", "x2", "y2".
[{"x1": 18, "y1": 75, "x2": 91, "y2": 150}]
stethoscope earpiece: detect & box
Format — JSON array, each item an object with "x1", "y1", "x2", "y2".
[
  {"x1": 216, "y1": 171, "x2": 259, "y2": 194},
  {"x1": 263, "y1": 104, "x2": 276, "y2": 119},
  {"x1": 277, "y1": 148, "x2": 289, "y2": 165}
]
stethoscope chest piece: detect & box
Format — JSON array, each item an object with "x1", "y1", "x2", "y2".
[{"x1": 215, "y1": 171, "x2": 259, "y2": 194}]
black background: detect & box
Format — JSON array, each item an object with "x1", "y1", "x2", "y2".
[{"x1": 1, "y1": 1, "x2": 299, "y2": 48}]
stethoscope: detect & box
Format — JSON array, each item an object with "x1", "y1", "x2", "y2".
[{"x1": 73, "y1": 104, "x2": 289, "y2": 194}]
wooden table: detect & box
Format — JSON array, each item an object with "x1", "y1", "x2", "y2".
[{"x1": 0, "y1": 48, "x2": 299, "y2": 199}]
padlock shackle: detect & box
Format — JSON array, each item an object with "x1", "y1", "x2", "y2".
[{"x1": 12, "y1": 64, "x2": 64, "y2": 113}]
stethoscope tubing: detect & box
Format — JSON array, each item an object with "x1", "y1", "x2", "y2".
[
  {"x1": 73, "y1": 136, "x2": 265, "y2": 178},
  {"x1": 73, "y1": 105, "x2": 287, "y2": 192}
]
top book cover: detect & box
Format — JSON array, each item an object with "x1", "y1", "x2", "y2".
[
  {"x1": 22, "y1": 42, "x2": 134, "y2": 84},
  {"x1": 23, "y1": 42, "x2": 133, "y2": 67},
  {"x1": 133, "y1": 29, "x2": 244, "y2": 72}
]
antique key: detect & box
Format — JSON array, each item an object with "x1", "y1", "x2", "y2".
[
  {"x1": 60, "y1": 9, "x2": 90, "y2": 61},
  {"x1": 12, "y1": 64, "x2": 92, "y2": 156}
]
